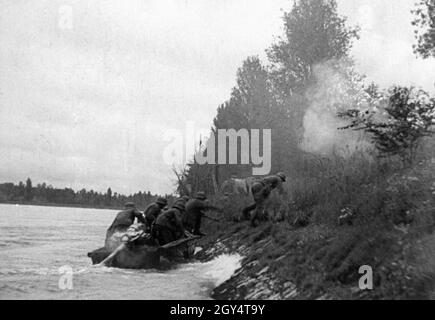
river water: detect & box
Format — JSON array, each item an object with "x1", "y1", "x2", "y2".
[{"x1": 0, "y1": 204, "x2": 241, "y2": 300}]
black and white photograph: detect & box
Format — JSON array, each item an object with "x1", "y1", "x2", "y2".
[{"x1": 0, "y1": 0, "x2": 435, "y2": 304}]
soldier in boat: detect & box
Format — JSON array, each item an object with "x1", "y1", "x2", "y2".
[
  {"x1": 143, "y1": 197, "x2": 168, "y2": 233},
  {"x1": 151, "y1": 199, "x2": 186, "y2": 246},
  {"x1": 105, "y1": 202, "x2": 146, "y2": 248},
  {"x1": 107, "y1": 202, "x2": 146, "y2": 233}
]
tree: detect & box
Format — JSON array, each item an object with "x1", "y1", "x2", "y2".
[
  {"x1": 106, "y1": 187, "x2": 112, "y2": 206},
  {"x1": 15, "y1": 181, "x2": 25, "y2": 200},
  {"x1": 180, "y1": 0, "x2": 362, "y2": 191},
  {"x1": 267, "y1": 0, "x2": 359, "y2": 95},
  {"x1": 213, "y1": 56, "x2": 274, "y2": 130},
  {"x1": 211, "y1": 57, "x2": 275, "y2": 183},
  {"x1": 266, "y1": 0, "x2": 360, "y2": 171},
  {"x1": 172, "y1": 165, "x2": 192, "y2": 196},
  {"x1": 339, "y1": 86, "x2": 435, "y2": 165},
  {"x1": 0, "y1": 179, "x2": 165, "y2": 209},
  {"x1": 24, "y1": 178, "x2": 33, "y2": 201},
  {"x1": 412, "y1": 0, "x2": 435, "y2": 58},
  {"x1": 107, "y1": 188, "x2": 112, "y2": 198}
]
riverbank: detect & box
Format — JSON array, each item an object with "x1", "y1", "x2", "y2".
[
  {"x1": 195, "y1": 221, "x2": 353, "y2": 300},
  {"x1": 195, "y1": 222, "x2": 302, "y2": 300},
  {"x1": 192, "y1": 160, "x2": 435, "y2": 299},
  {"x1": 194, "y1": 159, "x2": 435, "y2": 300},
  {"x1": 195, "y1": 219, "x2": 434, "y2": 300}
]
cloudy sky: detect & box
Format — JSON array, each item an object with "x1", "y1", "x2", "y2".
[{"x1": 0, "y1": 0, "x2": 434, "y2": 195}]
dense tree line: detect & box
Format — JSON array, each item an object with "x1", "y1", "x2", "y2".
[
  {"x1": 0, "y1": 178, "x2": 169, "y2": 209},
  {"x1": 176, "y1": 0, "x2": 435, "y2": 196},
  {"x1": 177, "y1": 0, "x2": 361, "y2": 195},
  {"x1": 412, "y1": 0, "x2": 435, "y2": 58}
]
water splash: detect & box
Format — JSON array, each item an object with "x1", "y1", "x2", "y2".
[{"x1": 201, "y1": 254, "x2": 242, "y2": 287}]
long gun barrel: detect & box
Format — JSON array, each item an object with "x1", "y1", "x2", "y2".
[{"x1": 202, "y1": 214, "x2": 220, "y2": 222}]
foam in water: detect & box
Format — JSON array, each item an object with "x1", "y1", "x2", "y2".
[
  {"x1": 204, "y1": 254, "x2": 242, "y2": 286},
  {"x1": 183, "y1": 254, "x2": 242, "y2": 287}
]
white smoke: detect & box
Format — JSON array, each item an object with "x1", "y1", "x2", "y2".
[{"x1": 301, "y1": 60, "x2": 373, "y2": 156}]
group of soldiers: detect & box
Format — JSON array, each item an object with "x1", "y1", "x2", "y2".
[
  {"x1": 105, "y1": 171, "x2": 287, "y2": 247},
  {"x1": 106, "y1": 191, "x2": 222, "y2": 246}
]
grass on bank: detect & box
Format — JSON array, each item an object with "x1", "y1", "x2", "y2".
[{"x1": 200, "y1": 139, "x2": 435, "y2": 299}]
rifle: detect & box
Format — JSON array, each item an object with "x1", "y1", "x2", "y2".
[
  {"x1": 160, "y1": 234, "x2": 201, "y2": 250},
  {"x1": 202, "y1": 214, "x2": 220, "y2": 222}
]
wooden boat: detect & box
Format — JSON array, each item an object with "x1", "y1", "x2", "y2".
[{"x1": 87, "y1": 224, "x2": 199, "y2": 269}]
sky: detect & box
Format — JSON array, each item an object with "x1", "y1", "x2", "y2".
[{"x1": 0, "y1": 0, "x2": 434, "y2": 195}]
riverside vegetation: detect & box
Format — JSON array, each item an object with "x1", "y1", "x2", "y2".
[{"x1": 181, "y1": 0, "x2": 435, "y2": 300}]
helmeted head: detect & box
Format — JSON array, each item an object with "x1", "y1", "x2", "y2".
[
  {"x1": 276, "y1": 172, "x2": 287, "y2": 182},
  {"x1": 196, "y1": 191, "x2": 207, "y2": 201},
  {"x1": 172, "y1": 200, "x2": 185, "y2": 212},
  {"x1": 124, "y1": 202, "x2": 136, "y2": 209},
  {"x1": 156, "y1": 197, "x2": 168, "y2": 207}
]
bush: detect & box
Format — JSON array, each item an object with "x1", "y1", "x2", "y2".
[{"x1": 339, "y1": 86, "x2": 435, "y2": 166}]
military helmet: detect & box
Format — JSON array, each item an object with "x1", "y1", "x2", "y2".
[
  {"x1": 156, "y1": 197, "x2": 167, "y2": 206},
  {"x1": 172, "y1": 200, "x2": 185, "y2": 211},
  {"x1": 276, "y1": 172, "x2": 287, "y2": 182},
  {"x1": 124, "y1": 202, "x2": 136, "y2": 209},
  {"x1": 175, "y1": 197, "x2": 186, "y2": 204},
  {"x1": 196, "y1": 191, "x2": 207, "y2": 200}
]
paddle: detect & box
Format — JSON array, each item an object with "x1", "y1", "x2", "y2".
[
  {"x1": 159, "y1": 235, "x2": 201, "y2": 250},
  {"x1": 184, "y1": 230, "x2": 195, "y2": 238},
  {"x1": 202, "y1": 214, "x2": 220, "y2": 222},
  {"x1": 97, "y1": 243, "x2": 127, "y2": 267}
]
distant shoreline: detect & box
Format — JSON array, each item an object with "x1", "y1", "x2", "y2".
[{"x1": 0, "y1": 200, "x2": 121, "y2": 211}]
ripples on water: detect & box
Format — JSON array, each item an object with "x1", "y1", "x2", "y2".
[{"x1": 0, "y1": 204, "x2": 241, "y2": 300}]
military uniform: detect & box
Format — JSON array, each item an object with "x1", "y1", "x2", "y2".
[
  {"x1": 143, "y1": 197, "x2": 167, "y2": 232},
  {"x1": 242, "y1": 173, "x2": 287, "y2": 227},
  {"x1": 184, "y1": 192, "x2": 221, "y2": 235},
  {"x1": 107, "y1": 203, "x2": 146, "y2": 233},
  {"x1": 152, "y1": 204, "x2": 185, "y2": 246}
]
